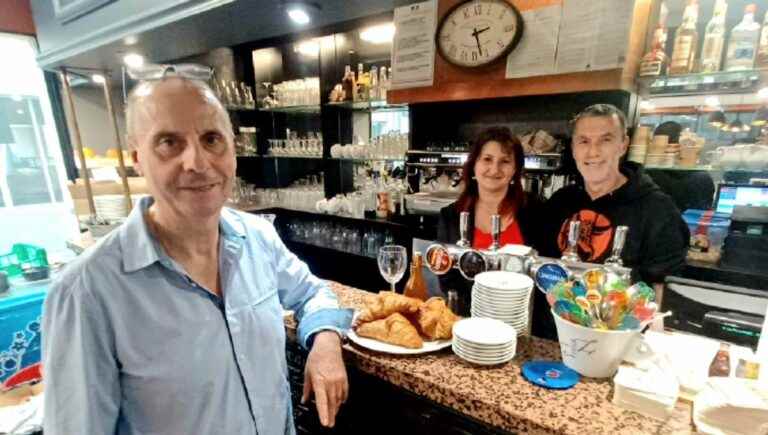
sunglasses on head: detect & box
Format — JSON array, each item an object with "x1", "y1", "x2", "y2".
[{"x1": 126, "y1": 63, "x2": 213, "y2": 81}]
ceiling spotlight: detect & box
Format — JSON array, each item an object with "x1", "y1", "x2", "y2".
[
  {"x1": 759, "y1": 87, "x2": 768, "y2": 100},
  {"x1": 287, "y1": 7, "x2": 310, "y2": 24},
  {"x1": 123, "y1": 35, "x2": 139, "y2": 46},
  {"x1": 91, "y1": 74, "x2": 106, "y2": 84},
  {"x1": 726, "y1": 117, "x2": 747, "y2": 133},
  {"x1": 123, "y1": 53, "x2": 144, "y2": 68},
  {"x1": 708, "y1": 110, "x2": 727, "y2": 127},
  {"x1": 752, "y1": 106, "x2": 768, "y2": 127},
  {"x1": 360, "y1": 23, "x2": 396, "y2": 44}
]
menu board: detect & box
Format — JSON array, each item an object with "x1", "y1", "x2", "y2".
[
  {"x1": 390, "y1": 0, "x2": 438, "y2": 90},
  {"x1": 554, "y1": 0, "x2": 635, "y2": 74},
  {"x1": 505, "y1": 0, "x2": 563, "y2": 79}
]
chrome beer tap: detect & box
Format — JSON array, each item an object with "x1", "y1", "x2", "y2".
[
  {"x1": 560, "y1": 219, "x2": 581, "y2": 263},
  {"x1": 604, "y1": 226, "x2": 628, "y2": 267}
]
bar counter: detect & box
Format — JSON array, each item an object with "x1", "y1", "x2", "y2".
[{"x1": 285, "y1": 281, "x2": 695, "y2": 435}]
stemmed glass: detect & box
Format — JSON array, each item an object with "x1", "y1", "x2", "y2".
[{"x1": 377, "y1": 245, "x2": 407, "y2": 292}]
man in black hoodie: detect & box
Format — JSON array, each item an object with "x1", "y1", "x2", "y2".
[{"x1": 532, "y1": 104, "x2": 689, "y2": 340}]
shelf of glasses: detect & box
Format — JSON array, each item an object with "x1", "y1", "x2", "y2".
[
  {"x1": 259, "y1": 104, "x2": 321, "y2": 114},
  {"x1": 326, "y1": 100, "x2": 408, "y2": 111},
  {"x1": 330, "y1": 157, "x2": 406, "y2": 163},
  {"x1": 263, "y1": 155, "x2": 323, "y2": 159},
  {"x1": 638, "y1": 69, "x2": 766, "y2": 97}
]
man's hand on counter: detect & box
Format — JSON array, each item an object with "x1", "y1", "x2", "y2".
[{"x1": 302, "y1": 330, "x2": 348, "y2": 428}]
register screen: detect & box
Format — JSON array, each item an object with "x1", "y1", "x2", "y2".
[{"x1": 716, "y1": 185, "x2": 768, "y2": 214}]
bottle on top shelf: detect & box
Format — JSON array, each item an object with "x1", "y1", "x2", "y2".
[
  {"x1": 756, "y1": 8, "x2": 768, "y2": 68},
  {"x1": 700, "y1": 0, "x2": 728, "y2": 73},
  {"x1": 725, "y1": 3, "x2": 761, "y2": 71},
  {"x1": 669, "y1": 0, "x2": 700, "y2": 75},
  {"x1": 370, "y1": 66, "x2": 379, "y2": 100},
  {"x1": 342, "y1": 65, "x2": 355, "y2": 102},
  {"x1": 640, "y1": 24, "x2": 669, "y2": 76},
  {"x1": 379, "y1": 67, "x2": 389, "y2": 101}
]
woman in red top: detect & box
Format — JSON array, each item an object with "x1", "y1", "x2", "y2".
[{"x1": 436, "y1": 127, "x2": 538, "y2": 314}]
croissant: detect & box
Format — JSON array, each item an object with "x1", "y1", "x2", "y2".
[
  {"x1": 357, "y1": 291, "x2": 422, "y2": 323},
  {"x1": 415, "y1": 297, "x2": 459, "y2": 340},
  {"x1": 356, "y1": 313, "x2": 423, "y2": 349}
]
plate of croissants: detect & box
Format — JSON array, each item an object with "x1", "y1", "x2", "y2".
[{"x1": 348, "y1": 292, "x2": 460, "y2": 354}]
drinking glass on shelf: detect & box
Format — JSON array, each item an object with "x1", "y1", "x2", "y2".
[{"x1": 377, "y1": 245, "x2": 407, "y2": 292}]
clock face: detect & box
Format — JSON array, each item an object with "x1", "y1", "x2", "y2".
[{"x1": 436, "y1": 0, "x2": 524, "y2": 68}]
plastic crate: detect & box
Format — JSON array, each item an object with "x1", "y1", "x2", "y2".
[
  {"x1": 0, "y1": 244, "x2": 48, "y2": 277},
  {"x1": 0, "y1": 283, "x2": 48, "y2": 390}
]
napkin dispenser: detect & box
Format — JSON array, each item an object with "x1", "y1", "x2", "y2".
[{"x1": 424, "y1": 212, "x2": 632, "y2": 288}]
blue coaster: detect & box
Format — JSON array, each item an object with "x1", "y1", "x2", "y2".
[{"x1": 522, "y1": 361, "x2": 579, "y2": 390}]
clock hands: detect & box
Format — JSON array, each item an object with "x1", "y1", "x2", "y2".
[{"x1": 470, "y1": 26, "x2": 492, "y2": 56}]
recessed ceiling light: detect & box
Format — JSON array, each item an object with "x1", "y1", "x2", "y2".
[
  {"x1": 639, "y1": 100, "x2": 655, "y2": 111},
  {"x1": 759, "y1": 87, "x2": 768, "y2": 100},
  {"x1": 705, "y1": 96, "x2": 720, "y2": 108},
  {"x1": 287, "y1": 7, "x2": 310, "y2": 24},
  {"x1": 123, "y1": 35, "x2": 139, "y2": 46},
  {"x1": 91, "y1": 74, "x2": 106, "y2": 84},
  {"x1": 123, "y1": 53, "x2": 144, "y2": 68},
  {"x1": 360, "y1": 23, "x2": 395, "y2": 44}
]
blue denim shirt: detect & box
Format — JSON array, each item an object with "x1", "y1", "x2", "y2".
[{"x1": 42, "y1": 197, "x2": 352, "y2": 435}]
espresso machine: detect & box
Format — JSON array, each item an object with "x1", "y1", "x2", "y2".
[{"x1": 424, "y1": 212, "x2": 632, "y2": 293}]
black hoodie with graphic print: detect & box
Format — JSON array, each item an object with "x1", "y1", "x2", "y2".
[{"x1": 530, "y1": 161, "x2": 690, "y2": 340}]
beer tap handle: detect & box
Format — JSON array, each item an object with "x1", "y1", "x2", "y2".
[
  {"x1": 561, "y1": 219, "x2": 581, "y2": 263},
  {"x1": 490, "y1": 214, "x2": 501, "y2": 251},
  {"x1": 605, "y1": 226, "x2": 628, "y2": 266},
  {"x1": 457, "y1": 211, "x2": 470, "y2": 248}
]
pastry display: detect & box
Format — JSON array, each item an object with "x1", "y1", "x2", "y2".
[
  {"x1": 353, "y1": 291, "x2": 460, "y2": 349},
  {"x1": 415, "y1": 297, "x2": 459, "y2": 340},
  {"x1": 356, "y1": 291, "x2": 422, "y2": 323},
  {"x1": 355, "y1": 313, "x2": 424, "y2": 349}
]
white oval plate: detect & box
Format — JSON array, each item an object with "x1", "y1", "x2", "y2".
[
  {"x1": 347, "y1": 330, "x2": 452, "y2": 355},
  {"x1": 474, "y1": 271, "x2": 534, "y2": 291},
  {"x1": 453, "y1": 317, "x2": 517, "y2": 346}
]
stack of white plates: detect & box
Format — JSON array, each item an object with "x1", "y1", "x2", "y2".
[
  {"x1": 471, "y1": 271, "x2": 533, "y2": 336},
  {"x1": 94, "y1": 194, "x2": 147, "y2": 222},
  {"x1": 452, "y1": 317, "x2": 517, "y2": 365}
]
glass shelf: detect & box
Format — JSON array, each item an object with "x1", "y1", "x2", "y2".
[
  {"x1": 263, "y1": 155, "x2": 323, "y2": 159},
  {"x1": 330, "y1": 157, "x2": 405, "y2": 163},
  {"x1": 259, "y1": 104, "x2": 321, "y2": 114},
  {"x1": 638, "y1": 69, "x2": 765, "y2": 97},
  {"x1": 326, "y1": 100, "x2": 408, "y2": 111}
]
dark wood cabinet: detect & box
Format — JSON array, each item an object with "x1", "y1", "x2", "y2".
[{"x1": 286, "y1": 341, "x2": 510, "y2": 435}]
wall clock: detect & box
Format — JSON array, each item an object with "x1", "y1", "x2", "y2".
[{"x1": 436, "y1": 0, "x2": 524, "y2": 68}]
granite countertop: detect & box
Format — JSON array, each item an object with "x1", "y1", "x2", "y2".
[{"x1": 287, "y1": 281, "x2": 695, "y2": 435}]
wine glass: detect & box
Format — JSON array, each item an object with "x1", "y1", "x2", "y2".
[{"x1": 377, "y1": 245, "x2": 407, "y2": 292}]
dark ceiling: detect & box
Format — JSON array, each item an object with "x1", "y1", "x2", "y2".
[{"x1": 38, "y1": 0, "x2": 410, "y2": 82}]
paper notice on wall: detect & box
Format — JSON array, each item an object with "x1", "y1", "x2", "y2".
[
  {"x1": 505, "y1": 1, "x2": 563, "y2": 79},
  {"x1": 555, "y1": 0, "x2": 634, "y2": 74},
  {"x1": 390, "y1": 0, "x2": 438, "y2": 90}
]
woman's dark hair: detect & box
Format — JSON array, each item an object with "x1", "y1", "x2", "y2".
[{"x1": 455, "y1": 127, "x2": 525, "y2": 216}]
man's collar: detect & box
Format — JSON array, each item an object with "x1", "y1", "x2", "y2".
[
  {"x1": 120, "y1": 196, "x2": 163, "y2": 273},
  {"x1": 119, "y1": 197, "x2": 247, "y2": 273}
]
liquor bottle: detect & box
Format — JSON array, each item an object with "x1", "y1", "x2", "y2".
[
  {"x1": 404, "y1": 252, "x2": 429, "y2": 301},
  {"x1": 342, "y1": 65, "x2": 355, "y2": 102},
  {"x1": 379, "y1": 66, "x2": 389, "y2": 101},
  {"x1": 370, "y1": 66, "x2": 379, "y2": 101},
  {"x1": 639, "y1": 2, "x2": 669, "y2": 77},
  {"x1": 669, "y1": 0, "x2": 699, "y2": 75},
  {"x1": 725, "y1": 4, "x2": 761, "y2": 71},
  {"x1": 708, "y1": 342, "x2": 731, "y2": 377},
  {"x1": 700, "y1": 0, "x2": 728, "y2": 73},
  {"x1": 755, "y1": 8, "x2": 768, "y2": 68},
  {"x1": 355, "y1": 63, "x2": 366, "y2": 101},
  {"x1": 639, "y1": 25, "x2": 669, "y2": 76}
]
